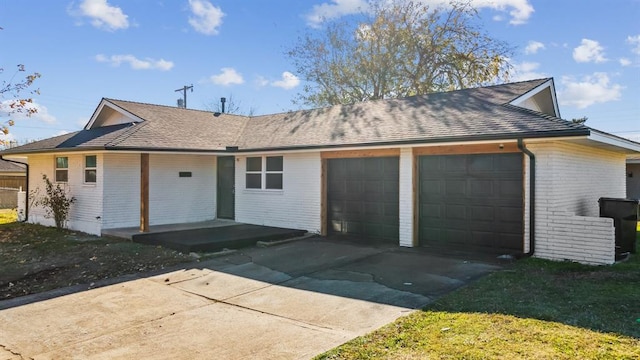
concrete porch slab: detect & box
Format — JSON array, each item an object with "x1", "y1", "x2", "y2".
[{"x1": 131, "y1": 224, "x2": 307, "y2": 253}]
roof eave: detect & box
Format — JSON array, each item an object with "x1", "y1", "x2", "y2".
[
  {"x1": 231, "y1": 129, "x2": 592, "y2": 153},
  {"x1": 587, "y1": 130, "x2": 640, "y2": 153}
]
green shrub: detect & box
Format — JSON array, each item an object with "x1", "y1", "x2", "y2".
[{"x1": 32, "y1": 174, "x2": 75, "y2": 230}]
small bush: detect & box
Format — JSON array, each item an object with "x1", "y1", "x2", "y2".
[{"x1": 32, "y1": 174, "x2": 75, "y2": 230}]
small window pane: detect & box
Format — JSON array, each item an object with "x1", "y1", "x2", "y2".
[
  {"x1": 247, "y1": 157, "x2": 262, "y2": 171},
  {"x1": 246, "y1": 173, "x2": 261, "y2": 189},
  {"x1": 266, "y1": 156, "x2": 283, "y2": 171},
  {"x1": 266, "y1": 173, "x2": 283, "y2": 189},
  {"x1": 85, "y1": 155, "x2": 97, "y2": 168},
  {"x1": 56, "y1": 157, "x2": 68, "y2": 169},
  {"x1": 56, "y1": 170, "x2": 68, "y2": 183},
  {"x1": 85, "y1": 170, "x2": 97, "y2": 183}
]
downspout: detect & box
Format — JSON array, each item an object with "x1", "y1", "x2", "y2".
[
  {"x1": 517, "y1": 139, "x2": 535, "y2": 257},
  {"x1": 0, "y1": 155, "x2": 29, "y2": 222}
]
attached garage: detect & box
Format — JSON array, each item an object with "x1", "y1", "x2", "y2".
[
  {"x1": 326, "y1": 157, "x2": 399, "y2": 242},
  {"x1": 418, "y1": 153, "x2": 524, "y2": 254}
]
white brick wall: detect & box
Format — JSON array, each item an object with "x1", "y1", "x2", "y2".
[
  {"x1": 535, "y1": 211, "x2": 615, "y2": 265},
  {"x1": 102, "y1": 153, "x2": 140, "y2": 229},
  {"x1": 235, "y1": 152, "x2": 321, "y2": 233},
  {"x1": 398, "y1": 147, "x2": 414, "y2": 247},
  {"x1": 147, "y1": 154, "x2": 216, "y2": 226},
  {"x1": 28, "y1": 153, "x2": 103, "y2": 235},
  {"x1": 528, "y1": 141, "x2": 625, "y2": 265},
  {"x1": 103, "y1": 153, "x2": 216, "y2": 230}
]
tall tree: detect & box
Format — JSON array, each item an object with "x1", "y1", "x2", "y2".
[
  {"x1": 0, "y1": 64, "x2": 40, "y2": 136},
  {"x1": 207, "y1": 93, "x2": 255, "y2": 116},
  {"x1": 287, "y1": 0, "x2": 513, "y2": 107}
]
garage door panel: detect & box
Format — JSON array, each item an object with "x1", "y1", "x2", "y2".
[
  {"x1": 445, "y1": 180, "x2": 467, "y2": 196},
  {"x1": 498, "y1": 180, "x2": 522, "y2": 197},
  {"x1": 469, "y1": 205, "x2": 495, "y2": 221},
  {"x1": 445, "y1": 204, "x2": 467, "y2": 220},
  {"x1": 419, "y1": 153, "x2": 523, "y2": 253},
  {"x1": 471, "y1": 180, "x2": 493, "y2": 196},
  {"x1": 327, "y1": 157, "x2": 399, "y2": 242},
  {"x1": 445, "y1": 156, "x2": 466, "y2": 172},
  {"x1": 499, "y1": 207, "x2": 523, "y2": 223}
]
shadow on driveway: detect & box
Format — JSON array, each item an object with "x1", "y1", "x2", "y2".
[{"x1": 0, "y1": 236, "x2": 502, "y2": 359}]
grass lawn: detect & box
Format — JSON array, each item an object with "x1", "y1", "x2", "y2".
[
  {"x1": 318, "y1": 233, "x2": 640, "y2": 359},
  {"x1": 0, "y1": 218, "x2": 199, "y2": 299}
]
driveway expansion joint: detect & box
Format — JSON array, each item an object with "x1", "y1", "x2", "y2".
[{"x1": 1, "y1": 343, "x2": 30, "y2": 360}]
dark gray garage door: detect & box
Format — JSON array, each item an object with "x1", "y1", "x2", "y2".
[
  {"x1": 327, "y1": 157, "x2": 399, "y2": 242},
  {"x1": 418, "y1": 153, "x2": 523, "y2": 253}
]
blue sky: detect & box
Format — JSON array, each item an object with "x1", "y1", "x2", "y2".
[{"x1": 1, "y1": 0, "x2": 639, "y2": 144}]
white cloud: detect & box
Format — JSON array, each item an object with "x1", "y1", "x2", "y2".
[
  {"x1": 559, "y1": 73, "x2": 622, "y2": 109},
  {"x1": 0, "y1": 100, "x2": 57, "y2": 124},
  {"x1": 188, "y1": 0, "x2": 225, "y2": 35},
  {"x1": 510, "y1": 61, "x2": 546, "y2": 81},
  {"x1": 619, "y1": 58, "x2": 632, "y2": 66},
  {"x1": 468, "y1": 0, "x2": 534, "y2": 25},
  {"x1": 306, "y1": 0, "x2": 369, "y2": 28},
  {"x1": 271, "y1": 72, "x2": 300, "y2": 90},
  {"x1": 572, "y1": 39, "x2": 607, "y2": 63},
  {"x1": 74, "y1": 0, "x2": 129, "y2": 31},
  {"x1": 209, "y1": 68, "x2": 244, "y2": 86},
  {"x1": 306, "y1": 0, "x2": 534, "y2": 27},
  {"x1": 524, "y1": 40, "x2": 545, "y2": 55},
  {"x1": 96, "y1": 54, "x2": 174, "y2": 71},
  {"x1": 627, "y1": 34, "x2": 640, "y2": 55}
]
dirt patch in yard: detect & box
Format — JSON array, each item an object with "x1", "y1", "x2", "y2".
[{"x1": 0, "y1": 222, "x2": 199, "y2": 300}]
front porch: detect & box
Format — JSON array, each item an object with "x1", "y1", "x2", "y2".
[{"x1": 102, "y1": 219, "x2": 307, "y2": 253}]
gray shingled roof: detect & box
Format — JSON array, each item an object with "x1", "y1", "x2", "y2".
[
  {"x1": 0, "y1": 159, "x2": 26, "y2": 172},
  {"x1": 1, "y1": 78, "x2": 590, "y2": 155}
]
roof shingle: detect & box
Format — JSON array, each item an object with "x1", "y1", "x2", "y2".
[{"x1": 1, "y1": 78, "x2": 590, "y2": 155}]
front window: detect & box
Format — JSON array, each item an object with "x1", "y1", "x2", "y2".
[
  {"x1": 55, "y1": 156, "x2": 68, "y2": 182},
  {"x1": 85, "y1": 155, "x2": 97, "y2": 183},
  {"x1": 265, "y1": 156, "x2": 283, "y2": 189},
  {"x1": 245, "y1": 156, "x2": 283, "y2": 190}
]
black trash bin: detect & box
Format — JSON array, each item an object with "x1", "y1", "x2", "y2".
[{"x1": 598, "y1": 197, "x2": 639, "y2": 255}]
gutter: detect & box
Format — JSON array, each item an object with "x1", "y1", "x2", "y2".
[
  {"x1": 0, "y1": 155, "x2": 28, "y2": 222},
  {"x1": 517, "y1": 139, "x2": 535, "y2": 257}
]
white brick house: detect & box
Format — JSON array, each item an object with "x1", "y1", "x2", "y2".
[{"x1": 3, "y1": 78, "x2": 639, "y2": 265}]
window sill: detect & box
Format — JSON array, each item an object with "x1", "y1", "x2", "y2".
[{"x1": 242, "y1": 188, "x2": 284, "y2": 195}]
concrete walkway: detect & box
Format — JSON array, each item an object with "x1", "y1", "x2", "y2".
[{"x1": 0, "y1": 238, "x2": 501, "y2": 359}]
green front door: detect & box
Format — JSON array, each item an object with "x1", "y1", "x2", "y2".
[{"x1": 217, "y1": 156, "x2": 235, "y2": 219}]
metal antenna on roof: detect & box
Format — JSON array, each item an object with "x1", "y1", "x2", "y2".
[{"x1": 175, "y1": 84, "x2": 193, "y2": 108}]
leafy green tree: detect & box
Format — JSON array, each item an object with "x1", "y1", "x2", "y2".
[{"x1": 287, "y1": 0, "x2": 513, "y2": 107}]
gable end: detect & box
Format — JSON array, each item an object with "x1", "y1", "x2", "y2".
[
  {"x1": 85, "y1": 99, "x2": 145, "y2": 130},
  {"x1": 509, "y1": 78, "x2": 560, "y2": 118}
]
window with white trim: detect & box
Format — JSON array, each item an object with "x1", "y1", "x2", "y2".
[
  {"x1": 245, "y1": 156, "x2": 283, "y2": 190},
  {"x1": 84, "y1": 155, "x2": 97, "y2": 183},
  {"x1": 55, "y1": 156, "x2": 68, "y2": 183}
]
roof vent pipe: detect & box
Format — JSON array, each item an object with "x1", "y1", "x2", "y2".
[{"x1": 221, "y1": 97, "x2": 226, "y2": 113}]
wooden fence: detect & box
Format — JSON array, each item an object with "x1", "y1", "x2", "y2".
[{"x1": 0, "y1": 176, "x2": 26, "y2": 190}]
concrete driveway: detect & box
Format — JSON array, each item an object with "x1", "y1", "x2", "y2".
[{"x1": 0, "y1": 237, "x2": 501, "y2": 360}]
